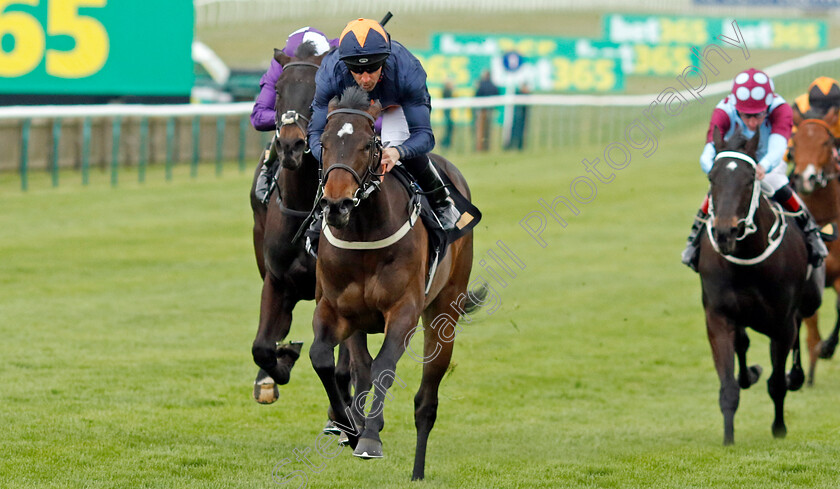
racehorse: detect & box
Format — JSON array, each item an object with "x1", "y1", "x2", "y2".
[
  {"x1": 310, "y1": 86, "x2": 485, "y2": 480},
  {"x1": 698, "y1": 127, "x2": 822, "y2": 445},
  {"x1": 790, "y1": 107, "x2": 840, "y2": 385},
  {"x1": 249, "y1": 43, "x2": 352, "y2": 418}
]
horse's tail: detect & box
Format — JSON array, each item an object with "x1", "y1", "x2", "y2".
[{"x1": 463, "y1": 280, "x2": 490, "y2": 315}]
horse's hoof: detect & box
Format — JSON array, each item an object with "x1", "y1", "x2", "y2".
[
  {"x1": 787, "y1": 369, "x2": 805, "y2": 391},
  {"x1": 337, "y1": 431, "x2": 350, "y2": 446},
  {"x1": 323, "y1": 420, "x2": 342, "y2": 435},
  {"x1": 253, "y1": 370, "x2": 279, "y2": 404},
  {"x1": 772, "y1": 423, "x2": 787, "y2": 439},
  {"x1": 352, "y1": 437, "x2": 383, "y2": 459},
  {"x1": 819, "y1": 339, "x2": 837, "y2": 359}
]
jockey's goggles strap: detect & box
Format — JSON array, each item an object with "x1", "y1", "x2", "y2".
[
  {"x1": 715, "y1": 151, "x2": 757, "y2": 167},
  {"x1": 327, "y1": 108, "x2": 376, "y2": 126}
]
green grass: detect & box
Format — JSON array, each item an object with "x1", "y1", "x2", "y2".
[{"x1": 4, "y1": 129, "x2": 840, "y2": 488}]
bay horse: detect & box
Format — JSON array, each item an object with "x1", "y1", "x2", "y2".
[
  {"x1": 699, "y1": 127, "x2": 822, "y2": 445},
  {"x1": 790, "y1": 107, "x2": 840, "y2": 385},
  {"x1": 249, "y1": 43, "x2": 352, "y2": 420},
  {"x1": 310, "y1": 86, "x2": 485, "y2": 480}
]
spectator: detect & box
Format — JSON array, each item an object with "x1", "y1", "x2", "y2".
[
  {"x1": 474, "y1": 70, "x2": 499, "y2": 151},
  {"x1": 440, "y1": 80, "x2": 455, "y2": 149},
  {"x1": 507, "y1": 82, "x2": 530, "y2": 151}
]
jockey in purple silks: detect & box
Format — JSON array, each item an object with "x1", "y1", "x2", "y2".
[{"x1": 252, "y1": 27, "x2": 337, "y2": 200}]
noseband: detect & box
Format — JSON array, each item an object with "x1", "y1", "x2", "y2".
[
  {"x1": 321, "y1": 108, "x2": 383, "y2": 206},
  {"x1": 796, "y1": 119, "x2": 839, "y2": 188},
  {"x1": 275, "y1": 61, "x2": 321, "y2": 149}
]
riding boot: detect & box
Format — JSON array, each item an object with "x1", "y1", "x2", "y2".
[
  {"x1": 794, "y1": 209, "x2": 829, "y2": 267},
  {"x1": 410, "y1": 157, "x2": 461, "y2": 231},
  {"x1": 681, "y1": 209, "x2": 707, "y2": 272},
  {"x1": 256, "y1": 140, "x2": 278, "y2": 205}
]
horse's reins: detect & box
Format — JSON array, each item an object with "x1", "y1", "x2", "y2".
[
  {"x1": 797, "y1": 119, "x2": 839, "y2": 188},
  {"x1": 707, "y1": 151, "x2": 788, "y2": 265}
]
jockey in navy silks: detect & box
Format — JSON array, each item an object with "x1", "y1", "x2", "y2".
[
  {"x1": 681, "y1": 68, "x2": 828, "y2": 271},
  {"x1": 308, "y1": 18, "x2": 461, "y2": 231}
]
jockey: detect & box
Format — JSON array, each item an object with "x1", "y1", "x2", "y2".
[
  {"x1": 789, "y1": 77, "x2": 840, "y2": 161},
  {"x1": 792, "y1": 76, "x2": 840, "y2": 139},
  {"x1": 252, "y1": 27, "x2": 337, "y2": 201},
  {"x1": 308, "y1": 18, "x2": 461, "y2": 231},
  {"x1": 681, "y1": 68, "x2": 828, "y2": 271}
]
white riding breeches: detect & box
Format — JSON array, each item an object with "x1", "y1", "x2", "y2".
[
  {"x1": 381, "y1": 106, "x2": 409, "y2": 148},
  {"x1": 761, "y1": 161, "x2": 789, "y2": 196}
]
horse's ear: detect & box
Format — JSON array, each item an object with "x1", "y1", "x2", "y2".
[
  {"x1": 367, "y1": 100, "x2": 382, "y2": 120},
  {"x1": 327, "y1": 95, "x2": 341, "y2": 114},
  {"x1": 792, "y1": 104, "x2": 804, "y2": 127},
  {"x1": 745, "y1": 129, "x2": 760, "y2": 157},
  {"x1": 274, "y1": 48, "x2": 291, "y2": 67},
  {"x1": 825, "y1": 106, "x2": 839, "y2": 128},
  {"x1": 713, "y1": 126, "x2": 724, "y2": 152}
]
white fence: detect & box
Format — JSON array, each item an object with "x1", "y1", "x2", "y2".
[
  {"x1": 1, "y1": 46, "x2": 838, "y2": 188},
  {"x1": 194, "y1": 0, "x2": 837, "y2": 27}
]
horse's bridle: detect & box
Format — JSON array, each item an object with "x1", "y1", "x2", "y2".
[
  {"x1": 274, "y1": 61, "x2": 321, "y2": 150},
  {"x1": 709, "y1": 151, "x2": 762, "y2": 241},
  {"x1": 321, "y1": 108, "x2": 384, "y2": 206},
  {"x1": 795, "y1": 119, "x2": 839, "y2": 188}
]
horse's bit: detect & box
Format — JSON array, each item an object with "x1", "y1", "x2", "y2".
[{"x1": 321, "y1": 108, "x2": 384, "y2": 206}]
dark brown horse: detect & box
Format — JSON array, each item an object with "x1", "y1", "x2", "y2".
[
  {"x1": 249, "y1": 43, "x2": 352, "y2": 418},
  {"x1": 790, "y1": 107, "x2": 840, "y2": 385},
  {"x1": 310, "y1": 86, "x2": 485, "y2": 480},
  {"x1": 699, "y1": 127, "x2": 822, "y2": 445}
]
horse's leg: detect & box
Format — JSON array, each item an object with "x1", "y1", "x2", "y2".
[
  {"x1": 706, "y1": 310, "x2": 739, "y2": 445},
  {"x1": 322, "y1": 340, "x2": 355, "y2": 436},
  {"x1": 787, "y1": 318, "x2": 806, "y2": 392},
  {"x1": 252, "y1": 274, "x2": 300, "y2": 403},
  {"x1": 311, "y1": 306, "x2": 358, "y2": 449},
  {"x1": 736, "y1": 327, "x2": 762, "y2": 389},
  {"x1": 819, "y1": 288, "x2": 840, "y2": 358},
  {"x1": 352, "y1": 305, "x2": 417, "y2": 459},
  {"x1": 346, "y1": 332, "x2": 372, "y2": 427},
  {"x1": 411, "y1": 296, "x2": 459, "y2": 481},
  {"x1": 804, "y1": 314, "x2": 821, "y2": 385},
  {"x1": 768, "y1": 320, "x2": 795, "y2": 438}
]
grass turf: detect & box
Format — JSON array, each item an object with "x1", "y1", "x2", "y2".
[{"x1": 3, "y1": 129, "x2": 840, "y2": 488}]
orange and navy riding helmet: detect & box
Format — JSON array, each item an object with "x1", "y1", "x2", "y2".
[
  {"x1": 808, "y1": 77, "x2": 840, "y2": 111},
  {"x1": 338, "y1": 18, "x2": 390, "y2": 71}
]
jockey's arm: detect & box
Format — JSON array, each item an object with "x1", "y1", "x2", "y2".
[
  {"x1": 308, "y1": 66, "x2": 336, "y2": 163},
  {"x1": 251, "y1": 59, "x2": 283, "y2": 131},
  {"x1": 758, "y1": 103, "x2": 793, "y2": 172}
]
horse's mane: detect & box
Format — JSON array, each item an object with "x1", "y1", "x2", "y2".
[
  {"x1": 294, "y1": 41, "x2": 318, "y2": 60},
  {"x1": 723, "y1": 128, "x2": 748, "y2": 151},
  {"x1": 331, "y1": 86, "x2": 370, "y2": 111}
]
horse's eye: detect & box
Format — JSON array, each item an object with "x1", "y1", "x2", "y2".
[{"x1": 364, "y1": 142, "x2": 372, "y2": 150}]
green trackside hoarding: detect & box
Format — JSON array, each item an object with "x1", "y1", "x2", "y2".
[
  {"x1": 602, "y1": 14, "x2": 827, "y2": 50},
  {"x1": 431, "y1": 32, "x2": 694, "y2": 78},
  {"x1": 0, "y1": 0, "x2": 193, "y2": 96}
]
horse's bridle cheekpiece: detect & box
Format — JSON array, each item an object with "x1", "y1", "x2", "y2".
[{"x1": 322, "y1": 108, "x2": 384, "y2": 206}]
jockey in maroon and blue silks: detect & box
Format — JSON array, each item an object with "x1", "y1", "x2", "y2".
[
  {"x1": 308, "y1": 18, "x2": 461, "y2": 232},
  {"x1": 681, "y1": 68, "x2": 828, "y2": 271}
]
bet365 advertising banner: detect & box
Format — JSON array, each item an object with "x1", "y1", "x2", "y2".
[{"x1": 0, "y1": 0, "x2": 193, "y2": 96}]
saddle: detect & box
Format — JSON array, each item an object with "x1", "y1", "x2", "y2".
[{"x1": 305, "y1": 160, "x2": 481, "y2": 292}]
